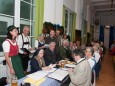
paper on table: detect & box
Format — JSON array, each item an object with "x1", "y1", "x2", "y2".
[
  {"x1": 44, "y1": 68, "x2": 57, "y2": 73},
  {"x1": 60, "y1": 68, "x2": 68, "y2": 71},
  {"x1": 24, "y1": 77, "x2": 36, "y2": 84},
  {"x1": 27, "y1": 71, "x2": 48, "y2": 80},
  {"x1": 48, "y1": 69, "x2": 68, "y2": 81},
  {"x1": 33, "y1": 77, "x2": 46, "y2": 86}
]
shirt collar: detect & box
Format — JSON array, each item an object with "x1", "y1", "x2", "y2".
[{"x1": 77, "y1": 58, "x2": 85, "y2": 64}]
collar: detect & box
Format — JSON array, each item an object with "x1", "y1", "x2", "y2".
[
  {"x1": 77, "y1": 58, "x2": 85, "y2": 64},
  {"x1": 50, "y1": 36, "x2": 54, "y2": 39},
  {"x1": 22, "y1": 33, "x2": 27, "y2": 37},
  {"x1": 64, "y1": 46, "x2": 67, "y2": 49}
]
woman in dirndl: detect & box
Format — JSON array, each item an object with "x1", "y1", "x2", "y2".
[{"x1": 2, "y1": 25, "x2": 25, "y2": 83}]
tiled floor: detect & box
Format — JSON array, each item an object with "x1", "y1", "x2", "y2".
[{"x1": 96, "y1": 51, "x2": 115, "y2": 86}]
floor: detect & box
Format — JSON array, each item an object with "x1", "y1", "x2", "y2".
[{"x1": 96, "y1": 51, "x2": 115, "y2": 86}]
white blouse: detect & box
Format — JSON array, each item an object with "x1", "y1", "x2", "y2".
[{"x1": 2, "y1": 39, "x2": 16, "y2": 52}]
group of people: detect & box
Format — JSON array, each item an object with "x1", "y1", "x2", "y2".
[{"x1": 1, "y1": 25, "x2": 104, "y2": 86}]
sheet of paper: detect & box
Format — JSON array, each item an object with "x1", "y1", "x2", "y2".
[
  {"x1": 48, "y1": 69, "x2": 68, "y2": 81},
  {"x1": 44, "y1": 68, "x2": 57, "y2": 73},
  {"x1": 65, "y1": 64, "x2": 76, "y2": 68},
  {"x1": 60, "y1": 68, "x2": 68, "y2": 71},
  {"x1": 24, "y1": 77, "x2": 36, "y2": 84},
  {"x1": 33, "y1": 77, "x2": 46, "y2": 86},
  {"x1": 27, "y1": 71, "x2": 48, "y2": 80}
]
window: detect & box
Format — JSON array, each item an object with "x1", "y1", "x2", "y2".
[
  {"x1": 20, "y1": 0, "x2": 35, "y2": 47},
  {"x1": 0, "y1": 0, "x2": 15, "y2": 16},
  {"x1": 64, "y1": 8, "x2": 74, "y2": 40},
  {"x1": 0, "y1": 0, "x2": 35, "y2": 51}
]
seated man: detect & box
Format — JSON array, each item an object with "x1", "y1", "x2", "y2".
[
  {"x1": 60, "y1": 40, "x2": 72, "y2": 61},
  {"x1": 68, "y1": 49, "x2": 91, "y2": 86},
  {"x1": 85, "y1": 47, "x2": 96, "y2": 85},
  {"x1": 44, "y1": 42, "x2": 57, "y2": 66}
]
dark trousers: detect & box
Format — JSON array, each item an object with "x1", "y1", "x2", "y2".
[
  {"x1": 95, "y1": 59, "x2": 101, "y2": 79},
  {"x1": 19, "y1": 53, "x2": 29, "y2": 71}
]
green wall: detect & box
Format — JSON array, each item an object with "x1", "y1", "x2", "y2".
[{"x1": 35, "y1": 0, "x2": 44, "y2": 39}]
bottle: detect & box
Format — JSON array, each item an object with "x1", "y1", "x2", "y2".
[{"x1": 11, "y1": 75, "x2": 18, "y2": 86}]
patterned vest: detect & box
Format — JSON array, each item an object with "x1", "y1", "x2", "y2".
[{"x1": 6, "y1": 40, "x2": 19, "y2": 57}]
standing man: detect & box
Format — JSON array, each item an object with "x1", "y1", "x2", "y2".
[
  {"x1": 17, "y1": 26, "x2": 33, "y2": 73},
  {"x1": 68, "y1": 49, "x2": 91, "y2": 86}
]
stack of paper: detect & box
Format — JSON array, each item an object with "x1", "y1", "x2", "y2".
[
  {"x1": 48, "y1": 69, "x2": 68, "y2": 81},
  {"x1": 33, "y1": 78, "x2": 46, "y2": 86},
  {"x1": 44, "y1": 68, "x2": 57, "y2": 73},
  {"x1": 27, "y1": 71, "x2": 48, "y2": 80},
  {"x1": 24, "y1": 77, "x2": 46, "y2": 86},
  {"x1": 24, "y1": 77, "x2": 36, "y2": 84}
]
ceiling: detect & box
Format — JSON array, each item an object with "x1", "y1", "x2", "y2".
[{"x1": 91, "y1": 0, "x2": 115, "y2": 16}]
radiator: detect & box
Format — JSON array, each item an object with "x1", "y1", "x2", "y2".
[
  {"x1": 0, "y1": 64, "x2": 7, "y2": 78},
  {"x1": 0, "y1": 56, "x2": 7, "y2": 78}
]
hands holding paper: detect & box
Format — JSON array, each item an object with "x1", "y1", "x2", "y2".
[
  {"x1": 48, "y1": 64, "x2": 56, "y2": 68},
  {"x1": 42, "y1": 64, "x2": 56, "y2": 71},
  {"x1": 42, "y1": 66, "x2": 51, "y2": 71}
]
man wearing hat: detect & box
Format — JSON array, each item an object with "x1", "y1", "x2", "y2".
[{"x1": 2, "y1": 25, "x2": 25, "y2": 83}]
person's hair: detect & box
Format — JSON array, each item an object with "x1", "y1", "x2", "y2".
[
  {"x1": 63, "y1": 39, "x2": 69, "y2": 44},
  {"x1": 73, "y1": 41, "x2": 76, "y2": 43},
  {"x1": 73, "y1": 49, "x2": 85, "y2": 58},
  {"x1": 32, "y1": 49, "x2": 43, "y2": 58},
  {"x1": 7, "y1": 32, "x2": 12, "y2": 40},
  {"x1": 62, "y1": 34, "x2": 67, "y2": 38},
  {"x1": 85, "y1": 47, "x2": 94, "y2": 55},
  {"x1": 39, "y1": 33, "x2": 44, "y2": 37},
  {"x1": 49, "y1": 41, "x2": 56, "y2": 46},
  {"x1": 93, "y1": 43, "x2": 99, "y2": 51},
  {"x1": 23, "y1": 26, "x2": 30, "y2": 30}
]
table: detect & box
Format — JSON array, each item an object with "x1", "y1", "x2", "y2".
[
  {"x1": 6, "y1": 71, "x2": 69, "y2": 86},
  {"x1": 6, "y1": 77, "x2": 69, "y2": 86},
  {"x1": 6, "y1": 77, "x2": 61, "y2": 86}
]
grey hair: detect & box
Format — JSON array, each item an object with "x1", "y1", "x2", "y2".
[
  {"x1": 39, "y1": 34, "x2": 45, "y2": 37},
  {"x1": 93, "y1": 44, "x2": 99, "y2": 51},
  {"x1": 63, "y1": 39, "x2": 69, "y2": 44},
  {"x1": 49, "y1": 41, "x2": 56, "y2": 45},
  {"x1": 86, "y1": 47, "x2": 94, "y2": 55}
]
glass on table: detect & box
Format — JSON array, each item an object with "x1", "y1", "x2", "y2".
[
  {"x1": 11, "y1": 75, "x2": 18, "y2": 86},
  {"x1": 61, "y1": 60, "x2": 65, "y2": 68},
  {"x1": 65, "y1": 58, "x2": 69, "y2": 64}
]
